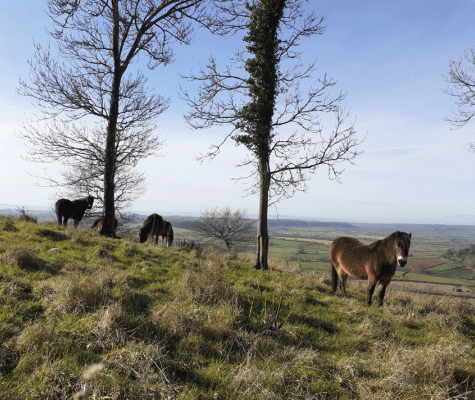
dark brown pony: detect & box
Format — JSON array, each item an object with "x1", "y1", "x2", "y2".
[
  {"x1": 55, "y1": 196, "x2": 94, "y2": 227},
  {"x1": 91, "y1": 217, "x2": 118, "y2": 235},
  {"x1": 330, "y1": 231, "x2": 412, "y2": 306},
  {"x1": 158, "y1": 221, "x2": 174, "y2": 247},
  {"x1": 139, "y1": 214, "x2": 165, "y2": 244}
]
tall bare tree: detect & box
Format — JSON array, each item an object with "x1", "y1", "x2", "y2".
[
  {"x1": 445, "y1": 49, "x2": 475, "y2": 141},
  {"x1": 19, "y1": 0, "x2": 218, "y2": 236},
  {"x1": 183, "y1": 0, "x2": 361, "y2": 269}
]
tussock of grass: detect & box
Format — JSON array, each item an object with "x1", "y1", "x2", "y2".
[
  {"x1": 1, "y1": 217, "x2": 18, "y2": 233},
  {"x1": 3, "y1": 247, "x2": 46, "y2": 270},
  {"x1": 0, "y1": 219, "x2": 475, "y2": 399}
]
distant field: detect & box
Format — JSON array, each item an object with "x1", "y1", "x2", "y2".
[
  {"x1": 403, "y1": 272, "x2": 466, "y2": 285},
  {"x1": 300, "y1": 261, "x2": 329, "y2": 271},
  {"x1": 426, "y1": 263, "x2": 453, "y2": 273},
  {"x1": 407, "y1": 258, "x2": 447, "y2": 269}
]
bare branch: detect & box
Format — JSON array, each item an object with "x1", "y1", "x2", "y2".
[{"x1": 445, "y1": 48, "x2": 475, "y2": 129}]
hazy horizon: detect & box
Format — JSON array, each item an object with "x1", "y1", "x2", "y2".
[{"x1": 3, "y1": 202, "x2": 475, "y2": 227}]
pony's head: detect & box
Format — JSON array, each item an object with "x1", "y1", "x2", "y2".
[
  {"x1": 165, "y1": 222, "x2": 174, "y2": 247},
  {"x1": 395, "y1": 231, "x2": 412, "y2": 267},
  {"x1": 139, "y1": 227, "x2": 148, "y2": 243},
  {"x1": 86, "y1": 196, "x2": 94, "y2": 209}
]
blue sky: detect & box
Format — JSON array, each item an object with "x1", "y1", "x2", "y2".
[{"x1": 1, "y1": 0, "x2": 475, "y2": 224}]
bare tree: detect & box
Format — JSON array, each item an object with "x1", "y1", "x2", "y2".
[
  {"x1": 445, "y1": 48, "x2": 475, "y2": 132},
  {"x1": 195, "y1": 207, "x2": 254, "y2": 249},
  {"x1": 183, "y1": 0, "x2": 361, "y2": 269},
  {"x1": 18, "y1": 0, "x2": 219, "y2": 236},
  {"x1": 20, "y1": 119, "x2": 162, "y2": 217}
]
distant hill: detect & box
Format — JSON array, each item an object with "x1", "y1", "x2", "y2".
[
  {"x1": 0, "y1": 206, "x2": 53, "y2": 222},
  {"x1": 267, "y1": 218, "x2": 355, "y2": 229}
]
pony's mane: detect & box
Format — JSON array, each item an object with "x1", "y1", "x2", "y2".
[{"x1": 394, "y1": 231, "x2": 411, "y2": 252}]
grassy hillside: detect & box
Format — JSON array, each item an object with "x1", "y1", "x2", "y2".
[{"x1": 1, "y1": 216, "x2": 475, "y2": 399}]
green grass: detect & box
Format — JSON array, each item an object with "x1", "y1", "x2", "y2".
[
  {"x1": 426, "y1": 263, "x2": 454, "y2": 273},
  {"x1": 1, "y1": 216, "x2": 475, "y2": 399},
  {"x1": 300, "y1": 261, "x2": 329, "y2": 270}
]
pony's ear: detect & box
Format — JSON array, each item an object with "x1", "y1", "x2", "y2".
[{"x1": 409, "y1": 233, "x2": 412, "y2": 239}]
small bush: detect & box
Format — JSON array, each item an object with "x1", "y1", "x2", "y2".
[{"x1": 16, "y1": 207, "x2": 37, "y2": 223}]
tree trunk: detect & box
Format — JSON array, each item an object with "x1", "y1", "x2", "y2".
[
  {"x1": 255, "y1": 157, "x2": 270, "y2": 270},
  {"x1": 100, "y1": 0, "x2": 121, "y2": 237}
]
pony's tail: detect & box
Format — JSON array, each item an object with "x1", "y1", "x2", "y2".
[{"x1": 331, "y1": 263, "x2": 339, "y2": 293}]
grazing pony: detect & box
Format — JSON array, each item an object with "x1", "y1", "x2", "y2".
[
  {"x1": 91, "y1": 217, "x2": 118, "y2": 235},
  {"x1": 158, "y1": 221, "x2": 174, "y2": 247},
  {"x1": 330, "y1": 231, "x2": 412, "y2": 306},
  {"x1": 139, "y1": 213, "x2": 164, "y2": 244},
  {"x1": 55, "y1": 196, "x2": 94, "y2": 227}
]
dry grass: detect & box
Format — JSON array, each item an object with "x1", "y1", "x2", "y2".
[
  {"x1": 52, "y1": 270, "x2": 117, "y2": 313},
  {"x1": 351, "y1": 339, "x2": 474, "y2": 399},
  {"x1": 179, "y1": 262, "x2": 238, "y2": 306}
]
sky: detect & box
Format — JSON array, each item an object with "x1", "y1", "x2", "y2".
[{"x1": 1, "y1": 0, "x2": 475, "y2": 225}]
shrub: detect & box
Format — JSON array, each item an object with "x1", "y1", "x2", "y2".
[{"x1": 16, "y1": 207, "x2": 37, "y2": 223}]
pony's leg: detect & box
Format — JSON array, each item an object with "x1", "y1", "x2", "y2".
[
  {"x1": 331, "y1": 263, "x2": 339, "y2": 293},
  {"x1": 377, "y1": 285, "x2": 387, "y2": 306},
  {"x1": 57, "y1": 214, "x2": 62, "y2": 226},
  {"x1": 377, "y1": 280, "x2": 391, "y2": 306},
  {"x1": 340, "y1": 273, "x2": 348, "y2": 296},
  {"x1": 366, "y1": 278, "x2": 377, "y2": 306},
  {"x1": 63, "y1": 218, "x2": 68, "y2": 227}
]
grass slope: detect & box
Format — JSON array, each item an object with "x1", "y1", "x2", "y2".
[{"x1": 1, "y1": 216, "x2": 475, "y2": 399}]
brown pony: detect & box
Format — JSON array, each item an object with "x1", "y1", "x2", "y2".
[
  {"x1": 91, "y1": 217, "x2": 118, "y2": 235},
  {"x1": 139, "y1": 214, "x2": 165, "y2": 244},
  {"x1": 330, "y1": 231, "x2": 412, "y2": 306},
  {"x1": 158, "y1": 221, "x2": 174, "y2": 247}
]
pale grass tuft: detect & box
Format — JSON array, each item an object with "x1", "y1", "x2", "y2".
[
  {"x1": 269, "y1": 256, "x2": 303, "y2": 273},
  {"x1": 97, "y1": 302, "x2": 123, "y2": 331},
  {"x1": 355, "y1": 338, "x2": 474, "y2": 399},
  {"x1": 72, "y1": 390, "x2": 86, "y2": 400},
  {"x1": 83, "y1": 363, "x2": 104, "y2": 382},
  {"x1": 54, "y1": 270, "x2": 117, "y2": 313},
  {"x1": 232, "y1": 346, "x2": 324, "y2": 399},
  {"x1": 154, "y1": 301, "x2": 209, "y2": 336},
  {"x1": 179, "y1": 262, "x2": 238, "y2": 306},
  {"x1": 105, "y1": 343, "x2": 176, "y2": 398}
]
